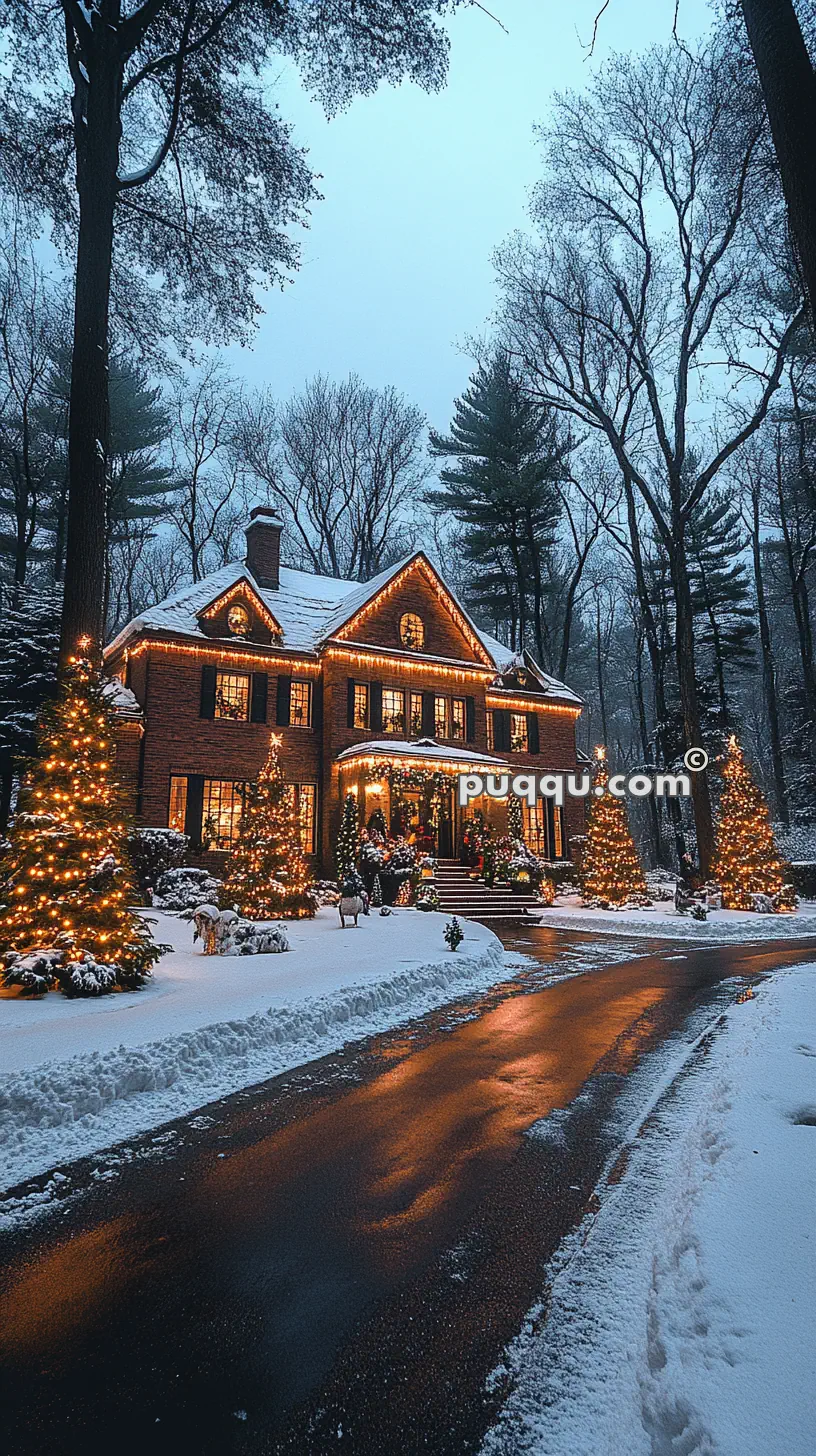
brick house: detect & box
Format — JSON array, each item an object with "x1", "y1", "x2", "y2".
[{"x1": 104, "y1": 507, "x2": 585, "y2": 873}]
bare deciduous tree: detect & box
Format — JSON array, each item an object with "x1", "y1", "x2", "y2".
[
  {"x1": 496, "y1": 40, "x2": 803, "y2": 871},
  {"x1": 170, "y1": 362, "x2": 245, "y2": 584},
  {"x1": 238, "y1": 374, "x2": 429, "y2": 580}
]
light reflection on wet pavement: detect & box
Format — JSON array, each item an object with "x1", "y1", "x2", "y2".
[{"x1": 3, "y1": 927, "x2": 814, "y2": 1456}]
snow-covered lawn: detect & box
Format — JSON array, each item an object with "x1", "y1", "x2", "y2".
[
  {"x1": 0, "y1": 907, "x2": 505, "y2": 1194},
  {"x1": 483, "y1": 964, "x2": 816, "y2": 1456},
  {"x1": 538, "y1": 894, "x2": 816, "y2": 940}
]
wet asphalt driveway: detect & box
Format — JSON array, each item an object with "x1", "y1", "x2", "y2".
[{"x1": 2, "y1": 925, "x2": 814, "y2": 1456}]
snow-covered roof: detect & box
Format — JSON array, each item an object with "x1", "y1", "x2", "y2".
[
  {"x1": 336, "y1": 738, "x2": 509, "y2": 768},
  {"x1": 105, "y1": 561, "x2": 359, "y2": 659},
  {"x1": 102, "y1": 678, "x2": 143, "y2": 720},
  {"x1": 103, "y1": 552, "x2": 581, "y2": 706}
]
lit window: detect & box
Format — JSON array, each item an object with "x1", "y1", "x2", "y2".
[
  {"x1": 228, "y1": 603, "x2": 251, "y2": 636},
  {"x1": 290, "y1": 679, "x2": 312, "y2": 727},
  {"x1": 202, "y1": 780, "x2": 245, "y2": 850},
  {"x1": 382, "y1": 688, "x2": 405, "y2": 733},
  {"x1": 169, "y1": 776, "x2": 187, "y2": 832},
  {"x1": 409, "y1": 691, "x2": 423, "y2": 735},
  {"x1": 486, "y1": 712, "x2": 494, "y2": 752},
  {"x1": 298, "y1": 784, "x2": 317, "y2": 854},
  {"x1": 523, "y1": 801, "x2": 547, "y2": 856},
  {"x1": 399, "y1": 612, "x2": 425, "y2": 650},
  {"x1": 434, "y1": 695, "x2": 448, "y2": 738},
  {"x1": 354, "y1": 683, "x2": 369, "y2": 729},
  {"x1": 510, "y1": 713, "x2": 528, "y2": 752},
  {"x1": 451, "y1": 698, "x2": 466, "y2": 741},
  {"x1": 553, "y1": 805, "x2": 565, "y2": 858},
  {"x1": 215, "y1": 671, "x2": 250, "y2": 720}
]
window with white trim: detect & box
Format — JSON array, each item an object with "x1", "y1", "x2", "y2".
[
  {"x1": 382, "y1": 688, "x2": 405, "y2": 733},
  {"x1": 214, "y1": 671, "x2": 250, "y2": 721},
  {"x1": 510, "y1": 712, "x2": 529, "y2": 752},
  {"x1": 202, "y1": 780, "x2": 245, "y2": 849},
  {"x1": 289, "y1": 679, "x2": 312, "y2": 727}
]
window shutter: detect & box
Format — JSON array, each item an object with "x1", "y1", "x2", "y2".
[
  {"x1": 421, "y1": 690, "x2": 435, "y2": 737},
  {"x1": 370, "y1": 681, "x2": 383, "y2": 733},
  {"x1": 250, "y1": 672, "x2": 268, "y2": 723},
  {"x1": 184, "y1": 775, "x2": 204, "y2": 848},
  {"x1": 276, "y1": 674, "x2": 291, "y2": 726},
  {"x1": 312, "y1": 678, "x2": 323, "y2": 731},
  {"x1": 494, "y1": 708, "x2": 511, "y2": 752},
  {"x1": 347, "y1": 678, "x2": 356, "y2": 729},
  {"x1": 527, "y1": 711, "x2": 539, "y2": 754},
  {"x1": 465, "y1": 696, "x2": 476, "y2": 742},
  {"x1": 199, "y1": 665, "x2": 216, "y2": 719}
]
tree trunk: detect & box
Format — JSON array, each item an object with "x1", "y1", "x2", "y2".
[
  {"x1": 750, "y1": 490, "x2": 789, "y2": 824},
  {"x1": 623, "y1": 480, "x2": 684, "y2": 864},
  {"x1": 741, "y1": 0, "x2": 816, "y2": 321},
  {"x1": 59, "y1": 20, "x2": 122, "y2": 668},
  {"x1": 633, "y1": 630, "x2": 663, "y2": 866},
  {"x1": 671, "y1": 537, "x2": 714, "y2": 874},
  {"x1": 595, "y1": 597, "x2": 608, "y2": 745}
]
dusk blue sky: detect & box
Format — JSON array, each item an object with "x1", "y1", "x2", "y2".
[{"x1": 224, "y1": 0, "x2": 712, "y2": 437}]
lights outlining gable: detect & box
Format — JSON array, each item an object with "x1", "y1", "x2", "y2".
[
  {"x1": 198, "y1": 578, "x2": 284, "y2": 641},
  {"x1": 330, "y1": 554, "x2": 494, "y2": 668}
]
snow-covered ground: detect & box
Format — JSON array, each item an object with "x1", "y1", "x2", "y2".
[
  {"x1": 0, "y1": 907, "x2": 507, "y2": 1194},
  {"x1": 538, "y1": 894, "x2": 816, "y2": 940},
  {"x1": 482, "y1": 964, "x2": 816, "y2": 1456}
]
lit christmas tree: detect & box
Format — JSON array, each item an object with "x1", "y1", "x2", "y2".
[
  {"x1": 0, "y1": 642, "x2": 161, "y2": 996},
  {"x1": 222, "y1": 735, "x2": 314, "y2": 919},
  {"x1": 335, "y1": 791, "x2": 359, "y2": 879},
  {"x1": 581, "y1": 747, "x2": 648, "y2": 907},
  {"x1": 507, "y1": 792, "x2": 524, "y2": 841},
  {"x1": 713, "y1": 736, "x2": 796, "y2": 911}
]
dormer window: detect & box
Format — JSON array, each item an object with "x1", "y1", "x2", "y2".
[
  {"x1": 399, "y1": 611, "x2": 424, "y2": 650},
  {"x1": 228, "y1": 603, "x2": 251, "y2": 637}
]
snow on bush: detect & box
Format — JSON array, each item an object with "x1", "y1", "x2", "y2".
[
  {"x1": 153, "y1": 865, "x2": 223, "y2": 913},
  {"x1": 192, "y1": 905, "x2": 290, "y2": 956},
  {"x1": 312, "y1": 879, "x2": 341, "y2": 906},
  {"x1": 3, "y1": 946, "x2": 149, "y2": 998},
  {"x1": 127, "y1": 827, "x2": 188, "y2": 897}
]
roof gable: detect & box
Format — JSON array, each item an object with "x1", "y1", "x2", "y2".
[
  {"x1": 321, "y1": 552, "x2": 495, "y2": 667},
  {"x1": 197, "y1": 575, "x2": 284, "y2": 644}
]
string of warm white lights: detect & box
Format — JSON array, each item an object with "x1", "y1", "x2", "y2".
[{"x1": 332, "y1": 555, "x2": 494, "y2": 666}]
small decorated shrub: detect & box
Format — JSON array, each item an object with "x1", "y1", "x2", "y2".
[
  {"x1": 416, "y1": 884, "x2": 440, "y2": 912},
  {"x1": 537, "y1": 876, "x2": 555, "y2": 906},
  {"x1": 444, "y1": 917, "x2": 464, "y2": 951},
  {"x1": 154, "y1": 865, "x2": 224, "y2": 913},
  {"x1": 127, "y1": 827, "x2": 189, "y2": 898}
]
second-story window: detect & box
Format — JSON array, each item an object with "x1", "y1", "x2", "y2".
[
  {"x1": 510, "y1": 712, "x2": 529, "y2": 752},
  {"x1": 215, "y1": 671, "x2": 250, "y2": 721},
  {"x1": 451, "y1": 698, "x2": 466, "y2": 741},
  {"x1": 434, "y1": 694, "x2": 448, "y2": 738},
  {"x1": 409, "y1": 691, "x2": 423, "y2": 735},
  {"x1": 353, "y1": 682, "x2": 369, "y2": 729},
  {"x1": 382, "y1": 687, "x2": 405, "y2": 733},
  {"x1": 289, "y1": 679, "x2": 312, "y2": 727}
]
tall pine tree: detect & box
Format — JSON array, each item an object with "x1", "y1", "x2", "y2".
[
  {"x1": 428, "y1": 352, "x2": 569, "y2": 665},
  {"x1": 0, "y1": 643, "x2": 161, "y2": 995},
  {"x1": 0, "y1": 583, "x2": 61, "y2": 831},
  {"x1": 222, "y1": 737, "x2": 314, "y2": 920}
]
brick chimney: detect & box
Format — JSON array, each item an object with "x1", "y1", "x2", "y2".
[{"x1": 244, "y1": 506, "x2": 283, "y2": 589}]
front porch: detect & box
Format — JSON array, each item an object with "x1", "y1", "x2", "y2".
[{"x1": 335, "y1": 737, "x2": 514, "y2": 859}]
